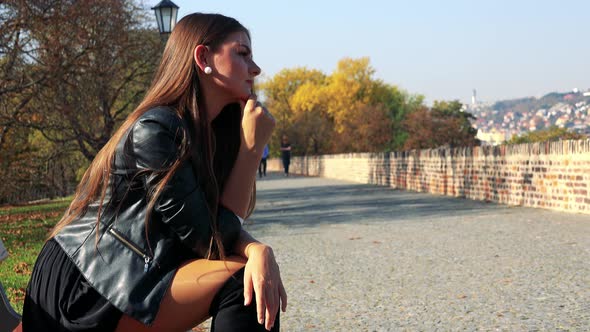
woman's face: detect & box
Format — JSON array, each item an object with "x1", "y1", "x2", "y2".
[{"x1": 210, "y1": 31, "x2": 261, "y2": 102}]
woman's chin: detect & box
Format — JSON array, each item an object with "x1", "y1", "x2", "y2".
[{"x1": 238, "y1": 91, "x2": 251, "y2": 102}]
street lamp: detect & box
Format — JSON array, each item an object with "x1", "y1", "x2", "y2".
[{"x1": 152, "y1": 0, "x2": 179, "y2": 35}]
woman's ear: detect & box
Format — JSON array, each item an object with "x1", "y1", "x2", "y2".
[{"x1": 193, "y1": 45, "x2": 210, "y2": 72}]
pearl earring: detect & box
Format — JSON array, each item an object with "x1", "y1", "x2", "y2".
[{"x1": 204, "y1": 66, "x2": 212, "y2": 74}]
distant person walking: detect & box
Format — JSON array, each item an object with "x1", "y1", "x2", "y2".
[
  {"x1": 259, "y1": 144, "x2": 269, "y2": 177},
  {"x1": 280, "y1": 135, "x2": 292, "y2": 177}
]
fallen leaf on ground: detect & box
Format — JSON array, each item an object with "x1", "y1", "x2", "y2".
[{"x1": 14, "y1": 261, "x2": 31, "y2": 275}]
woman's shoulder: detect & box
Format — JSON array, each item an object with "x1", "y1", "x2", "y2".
[
  {"x1": 137, "y1": 106, "x2": 186, "y2": 133},
  {"x1": 128, "y1": 107, "x2": 187, "y2": 169}
]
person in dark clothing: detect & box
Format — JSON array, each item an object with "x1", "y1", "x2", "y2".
[
  {"x1": 280, "y1": 135, "x2": 291, "y2": 176},
  {"x1": 21, "y1": 13, "x2": 286, "y2": 332},
  {"x1": 259, "y1": 144, "x2": 269, "y2": 177}
]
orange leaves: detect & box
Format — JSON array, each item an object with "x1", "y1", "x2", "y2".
[
  {"x1": 8, "y1": 287, "x2": 26, "y2": 303},
  {"x1": 13, "y1": 262, "x2": 30, "y2": 275}
]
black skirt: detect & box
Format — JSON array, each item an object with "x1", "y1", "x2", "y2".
[{"x1": 22, "y1": 238, "x2": 123, "y2": 332}]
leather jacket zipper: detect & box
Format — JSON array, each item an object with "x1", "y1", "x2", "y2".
[{"x1": 108, "y1": 228, "x2": 152, "y2": 272}]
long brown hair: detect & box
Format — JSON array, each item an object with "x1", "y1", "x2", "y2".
[{"x1": 50, "y1": 13, "x2": 253, "y2": 259}]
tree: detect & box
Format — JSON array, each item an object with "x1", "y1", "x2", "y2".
[
  {"x1": 260, "y1": 57, "x2": 428, "y2": 154},
  {"x1": 0, "y1": 0, "x2": 163, "y2": 203},
  {"x1": 22, "y1": 0, "x2": 163, "y2": 161},
  {"x1": 506, "y1": 126, "x2": 586, "y2": 144},
  {"x1": 430, "y1": 100, "x2": 479, "y2": 147},
  {"x1": 289, "y1": 81, "x2": 333, "y2": 154},
  {"x1": 332, "y1": 102, "x2": 392, "y2": 152},
  {"x1": 402, "y1": 100, "x2": 479, "y2": 150},
  {"x1": 369, "y1": 82, "x2": 424, "y2": 151},
  {"x1": 0, "y1": 1, "x2": 44, "y2": 150},
  {"x1": 323, "y1": 57, "x2": 375, "y2": 133},
  {"x1": 259, "y1": 67, "x2": 327, "y2": 156},
  {"x1": 400, "y1": 106, "x2": 436, "y2": 150}
]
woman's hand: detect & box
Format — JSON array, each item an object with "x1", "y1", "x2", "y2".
[
  {"x1": 243, "y1": 243, "x2": 287, "y2": 331},
  {"x1": 240, "y1": 94, "x2": 275, "y2": 157}
]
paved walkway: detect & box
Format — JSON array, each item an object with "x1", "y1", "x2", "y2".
[{"x1": 209, "y1": 173, "x2": 590, "y2": 331}]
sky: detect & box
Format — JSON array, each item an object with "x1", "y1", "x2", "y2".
[{"x1": 150, "y1": 0, "x2": 590, "y2": 105}]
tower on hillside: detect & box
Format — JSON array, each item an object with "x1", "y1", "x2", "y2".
[{"x1": 471, "y1": 89, "x2": 477, "y2": 106}]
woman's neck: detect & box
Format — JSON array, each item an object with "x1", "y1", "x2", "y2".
[{"x1": 199, "y1": 84, "x2": 234, "y2": 124}]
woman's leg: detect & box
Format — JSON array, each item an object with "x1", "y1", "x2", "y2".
[
  {"x1": 283, "y1": 157, "x2": 289, "y2": 176},
  {"x1": 115, "y1": 256, "x2": 246, "y2": 332},
  {"x1": 209, "y1": 267, "x2": 280, "y2": 332}
]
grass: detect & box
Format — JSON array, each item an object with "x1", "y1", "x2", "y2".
[
  {"x1": 0, "y1": 197, "x2": 71, "y2": 216},
  {"x1": 0, "y1": 199, "x2": 70, "y2": 314}
]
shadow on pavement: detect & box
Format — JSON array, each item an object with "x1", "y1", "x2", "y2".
[{"x1": 250, "y1": 174, "x2": 511, "y2": 229}]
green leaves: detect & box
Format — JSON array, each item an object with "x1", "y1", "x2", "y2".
[{"x1": 506, "y1": 126, "x2": 585, "y2": 144}]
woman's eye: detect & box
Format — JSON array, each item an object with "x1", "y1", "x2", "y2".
[{"x1": 238, "y1": 49, "x2": 251, "y2": 58}]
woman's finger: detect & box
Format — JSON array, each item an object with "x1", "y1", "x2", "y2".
[
  {"x1": 255, "y1": 278, "x2": 266, "y2": 325},
  {"x1": 265, "y1": 288, "x2": 279, "y2": 330},
  {"x1": 243, "y1": 268, "x2": 253, "y2": 306},
  {"x1": 265, "y1": 305, "x2": 273, "y2": 330},
  {"x1": 241, "y1": 94, "x2": 256, "y2": 114}
]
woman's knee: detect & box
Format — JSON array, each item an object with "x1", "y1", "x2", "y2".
[
  {"x1": 116, "y1": 256, "x2": 246, "y2": 332},
  {"x1": 167, "y1": 256, "x2": 246, "y2": 308},
  {"x1": 210, "y1": 268, "x2": 281, "y2": 332}
]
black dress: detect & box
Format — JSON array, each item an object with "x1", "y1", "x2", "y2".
[{"x1": 22, "y1": 239, "x2": 123, "y2": 332}]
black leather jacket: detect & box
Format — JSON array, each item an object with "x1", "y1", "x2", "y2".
[{"x1": 54, "y1": 107, "x2": 242, "y2": 325}]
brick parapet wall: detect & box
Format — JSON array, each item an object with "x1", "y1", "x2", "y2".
[{"x1": 268, "y1": 139, "x2": 590, "y2": 214}]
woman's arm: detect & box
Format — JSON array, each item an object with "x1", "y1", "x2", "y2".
[
  {"x1": 219, "y1": 148, "x2": 259, "y2": 218},
  {"x1": 220, "y1": 95, "x2": 274, "y2": 218},
  {"x1": 221, "y1": 96, "x2": 286, "y2": 330}
]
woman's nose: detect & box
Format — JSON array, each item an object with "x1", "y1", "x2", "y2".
[{"x1": 250, "y1": 61, "x2": 261, "y2": 77}]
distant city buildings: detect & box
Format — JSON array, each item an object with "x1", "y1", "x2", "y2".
[{"x1": 466, "y1": 88, "x2": 590, "y2": 145}]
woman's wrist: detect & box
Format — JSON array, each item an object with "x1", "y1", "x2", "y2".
[
  {"x1": 239, "y1": 143, "x2": 264, "y2": 161},
  {"x1": 245, "y1": 241, "x2": 270, "y2": 258}
]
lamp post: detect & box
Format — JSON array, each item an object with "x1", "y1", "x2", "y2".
[{"x1": 152, "y1": 0, "x2": 179, "y2": 36}]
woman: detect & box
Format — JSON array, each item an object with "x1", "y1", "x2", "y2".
[{"x1": 22, "y1": 13, "x2": 286, "y2": 332}]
